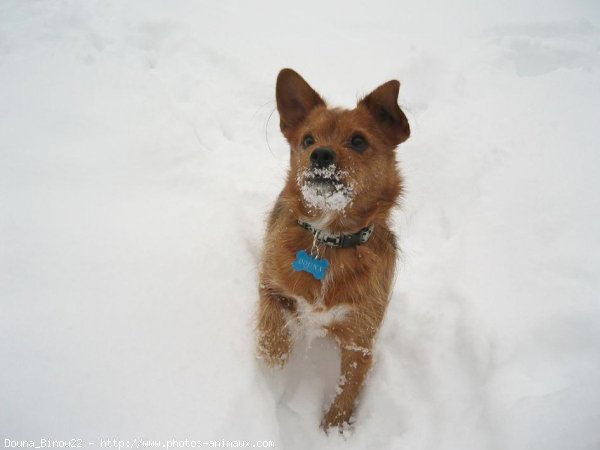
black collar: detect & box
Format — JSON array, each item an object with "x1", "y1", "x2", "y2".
[{"x1": 297, "y1": 220, "x2": 374, "y2": 248}]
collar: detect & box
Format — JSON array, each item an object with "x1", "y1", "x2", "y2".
[{"x1": 297, "y1": 220, "x2": 374, "y2": 248}]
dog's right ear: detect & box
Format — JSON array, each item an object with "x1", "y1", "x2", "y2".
[
  {"x1": 359, "y1": 80, "x2": 410, "y2": 146},
  {"x1": 276, "y1": 69, "x2": 325, "y2": 140}
]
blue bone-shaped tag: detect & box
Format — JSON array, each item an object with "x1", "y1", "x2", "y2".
[{"x1": 292, "y1": 250, "x2": 329, "y2": 281}]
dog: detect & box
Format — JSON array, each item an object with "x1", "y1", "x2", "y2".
[{"x1": 256, "y1": 68, "x2": 410, "y2": 431}]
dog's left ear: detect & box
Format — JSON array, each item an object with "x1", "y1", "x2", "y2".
[{"x1": 359, "y1": 80, "x2": 410, "y2": 146}]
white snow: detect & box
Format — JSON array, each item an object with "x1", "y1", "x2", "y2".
[
  {"x1": 1, "y1": 1, "x2": 600, "y2": 449},
  {"x1": 297, "y1": 165, "x2": 354, "y2": 213}
]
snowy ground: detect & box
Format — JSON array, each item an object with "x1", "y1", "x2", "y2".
[{"x1": 1, "y1": 1, "x2": 600, "y2": 449}]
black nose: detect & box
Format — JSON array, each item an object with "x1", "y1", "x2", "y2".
[{"x1": 310, "y1": 148, "x2": 335, "y2": 168}]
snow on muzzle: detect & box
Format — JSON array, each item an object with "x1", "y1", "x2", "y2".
[{"x1": 296, "y1": 165, "x2": 355, "y2": 212}]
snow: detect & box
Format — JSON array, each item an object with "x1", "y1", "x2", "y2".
[
  {"x1": 297, "y1": 165, "x2": 354, "y2": 213},
  {"x1": 1, "y1": 1, "x2": 599, "y2": 449}
]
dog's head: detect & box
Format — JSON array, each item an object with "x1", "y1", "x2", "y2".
[{"x1": 276, "y1": 68, "x2": 410, "y2": 231}]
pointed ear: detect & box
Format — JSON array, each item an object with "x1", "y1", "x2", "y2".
[
  {"x1": 276, "y1": 69, "x2": 325, "y2": 140},
  {"x1": 359, "y1": 80, "x2": 410, "y2": 146}
]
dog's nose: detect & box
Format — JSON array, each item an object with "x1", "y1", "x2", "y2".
[{"x1": 310, "y1": 148, "x2": 335, "y2": 168}]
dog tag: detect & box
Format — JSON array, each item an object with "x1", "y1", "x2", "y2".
[{"x1": 292, "y1": 250, "x2": 329, "y2": 281}]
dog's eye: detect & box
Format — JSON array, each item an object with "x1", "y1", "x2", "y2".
[
  {"x1": 302, "y1": 134, "x2": 315, "y2": 149},
  {"x1": 349, "y1": 134, "x2": 368, "y2": 153}
]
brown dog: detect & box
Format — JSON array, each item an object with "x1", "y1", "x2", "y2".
[{"x1": 256, "y1": 68, "x2": 410, "y2": 431}]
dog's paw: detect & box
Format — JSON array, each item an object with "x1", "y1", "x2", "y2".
[
  {"x1": 256, "y1": 335, "x2": 290, "y2": 369},
  {"x1": 256, "y1": 348, "x2": 289, "y2": 369},
  {"x1": 321, "y1": 405, "x2": 354, "y2": 435}
]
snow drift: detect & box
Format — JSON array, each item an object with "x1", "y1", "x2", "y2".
[{"x1": 1, "y1": 1, "x2": 599, "y2": 449}]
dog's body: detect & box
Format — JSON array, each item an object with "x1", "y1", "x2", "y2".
[{"x1": 257, "y1": 69, "x2": 410, "y2": 431}]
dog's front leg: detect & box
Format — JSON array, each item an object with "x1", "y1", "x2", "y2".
[
  {"x1": 256, "y1": 284, "x2": 293, "y2": 368},
  {"x1": 321, "y1": 338, "x2": 373, "y2": 431}
]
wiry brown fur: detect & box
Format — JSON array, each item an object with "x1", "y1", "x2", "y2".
[{"x1": 256, "y1": 69, "x2": 410, "y2": 432}]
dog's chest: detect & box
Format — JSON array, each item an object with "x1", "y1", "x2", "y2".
[
  {"x1": 271, "y1": 237, "x2": 358, "y2": 339},
  {"x1": 284, "y1": 293, "x2": 351, "y2": 341}
]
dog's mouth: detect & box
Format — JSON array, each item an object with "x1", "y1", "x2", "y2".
[
  {"x1": 306, "y1": 174, "x2": 335, "y2": 185},
  {"x1": 304, "y1": 177, "x2": 336, "y2": 196},
  {"x1": 297, "y1": 166, "x2": 354, "y2": 212}
]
